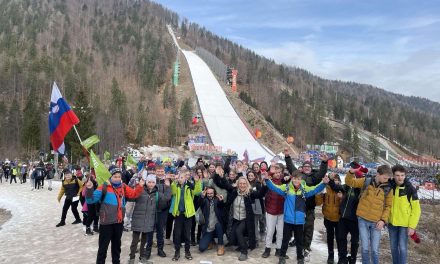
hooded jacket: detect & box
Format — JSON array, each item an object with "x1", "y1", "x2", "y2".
[{"x1": 388, "y1": 178, "x2": 421, "y2": 229}]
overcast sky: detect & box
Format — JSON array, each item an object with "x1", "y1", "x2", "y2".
[{"x1": 154, "y1": 0, "x2": 440, "y2": 103}]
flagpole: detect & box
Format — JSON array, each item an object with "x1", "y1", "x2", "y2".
[{"x1": 73, "y1": 125, "x2": 83, "y2": 143}]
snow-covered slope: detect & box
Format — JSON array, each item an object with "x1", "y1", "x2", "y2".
[{"x1": 181, "y1": 50, "x2": 274, "y2": 160}]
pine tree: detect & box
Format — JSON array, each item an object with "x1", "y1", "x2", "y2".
[
  {"x1": 167, "y1": 111, "x2": 177, "y2": 146},
  {"x1": 180, "y1": 98, "x2": 192, "y2": 129},
  {"x1": 369, "y1": 134, "x2": 380, "y2": 161},
  {"x1": 110, "y1": 77, "x2": 128, "y2": 126},
  {"x1": 22, "y1": 89, "x2": 40, "y2": 153},
  {"x1": 352, "y1": 126, "x2": 360, "y2": 157},
  {"x1": 66, "y1": 89, "x2": 95, "y2": 163}
]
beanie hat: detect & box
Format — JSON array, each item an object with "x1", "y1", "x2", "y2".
[
  {"x1": 146, "y1": 174, "x2": 156, "y2": 183},
  {"x1": 109, "y1": 166, "x2": 122, "y2": 176}
]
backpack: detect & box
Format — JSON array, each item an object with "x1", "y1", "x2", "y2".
[
  {"x1": 360, "y1": 177, "x2": 391, "y2": 202},
  {"x1": 100, "y1": 182, "x2": 126, "y2": 203}
]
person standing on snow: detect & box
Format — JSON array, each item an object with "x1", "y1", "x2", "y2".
[
  {"x1": 85, "y1": 167, "x2": 145, "y2": 264},
  {"x1": 56, "y1": 169, "x2": 83, "y2": 227}
]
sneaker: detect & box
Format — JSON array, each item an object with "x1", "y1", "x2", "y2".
[
  {"x1": 85, "y1": 227, "x2": 94, "y2": 236},
  {"x1": 238, "y1": 253, "x2": 248, "y2": 261},
  {"x1": 72, "y1": 219, "x2": 82, "y2": 225},
  {"x1": 56, "y1": 222, "x2": 65, "y2": 227},
  {"x1": 262, "y1": 247, "x2": 271, "y2": 258},
  {"x1": 289, "y1": 239, "x2": 296, "y2": 247},
  {"x1": 304, "y1": 250, "x2": 311, "y2": 262}
]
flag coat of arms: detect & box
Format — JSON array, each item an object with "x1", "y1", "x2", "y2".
[{"x1": 49, "y1": 82, "x2": 79, "y2": 154}]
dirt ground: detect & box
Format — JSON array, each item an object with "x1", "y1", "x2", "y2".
[{"x1": 317, "y1": 203, "x2": 440, "y2": 263}]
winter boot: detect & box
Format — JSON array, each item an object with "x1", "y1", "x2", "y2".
[
  {"x1": 262, "y1": 247, "x2": 271, "y2": 258},
  {"x1": 157, "y1": 247, "x2": 167, "y2": 258},
  {"x1": 172, "y1": 250, "x2": 180, "y2": 261},
  {"x1": 217, "y1": 245, "x2": 225, "y2": 256},
  {"x1": 184, "y1": 251, "x2": 193, "y2": 260},
  {"x1": 145, "y1": 246, "x2": 152, "y2": 260},
  {"x1": 238, "y1": 253, "x2": 248, "y2": 261},
  {"x1": 278, "y1": 257, "x2": 286, "y2": 264}
]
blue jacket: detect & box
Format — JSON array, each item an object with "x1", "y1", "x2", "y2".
[{"x1": 265, "y1": 179, "x2": 325, "y2": 225}]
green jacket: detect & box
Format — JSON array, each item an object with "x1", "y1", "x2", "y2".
[{"x1": 171, "y1": 180, "x2": 202, "y2": 217}]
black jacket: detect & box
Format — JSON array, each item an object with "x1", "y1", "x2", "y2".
[
  {"x1": 198, "y1": 196, "x2": 225, "y2": 234},
  {"x1": 303, "y1": 161, "x2": 328, "y2": 210},
  {"x1": 329, "y1": 180, "x2": 360, "y2": 222}
]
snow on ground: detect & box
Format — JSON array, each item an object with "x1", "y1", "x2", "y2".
[{"x1": 0, "y1": 182, "x2": 331, "y2": 264}]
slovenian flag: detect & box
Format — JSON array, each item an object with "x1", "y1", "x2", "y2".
[{"x1": 49, "y1": 82, "x2": 79, "y2": 154}]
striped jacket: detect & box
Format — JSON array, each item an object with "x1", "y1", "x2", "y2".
[{"x1": 86, "y1": 182, "x2": 143, "y2": 225}]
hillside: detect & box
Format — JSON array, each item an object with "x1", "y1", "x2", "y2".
[{"x1": 0, "y1": 0, "x2": 439, "y2": 162}]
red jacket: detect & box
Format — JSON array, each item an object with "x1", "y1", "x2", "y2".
[{"x1": 265, "y1": 177, "x2": 285, "y2": 215}]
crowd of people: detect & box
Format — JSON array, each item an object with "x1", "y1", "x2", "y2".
[
  {"x1": 0, "y1": 160, "x2": 56, "y2": 190},
  {"x1": 43, "y1": 148, "x2": 422, "y2": 264}
]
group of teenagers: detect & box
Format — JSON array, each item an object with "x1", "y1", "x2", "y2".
[{"x1": 55, "y1": 150, "x2": 421, "y2": 264}]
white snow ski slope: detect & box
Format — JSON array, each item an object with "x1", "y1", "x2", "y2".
[{"x1": 182, "y1": 50, "x2": 274, "y2": 160}]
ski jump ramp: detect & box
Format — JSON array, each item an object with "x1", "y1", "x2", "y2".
[{"x1": 182, "y1": 50, "x2": 275, "y2": 161}]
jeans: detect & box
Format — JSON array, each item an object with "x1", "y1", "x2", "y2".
[
  {"x1": 358, "y1": 217, "x2": 381, "y2": 264},
  {"x1": 199, "y1": 222, "x2": 224, "y2": 252},
  {"x1": 388, "y1": 224, "x2": 408, "y2": 264},
  {"x1": 265, "y1": 213, "x2": 284, "y2": 249}
]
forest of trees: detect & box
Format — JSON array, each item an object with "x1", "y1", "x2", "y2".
[
  {"x1": 0, "y1": 0, "x2": 185, "y2": 160},
  {"x1": 0, "y1": 0, "x2": 439, "y2": 161}
]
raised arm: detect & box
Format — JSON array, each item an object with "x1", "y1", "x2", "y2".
[
  {"x1": 344, "y1": 171, "x2": 365, "y2": 188},
  {"x1": 264, "y1": 179, "x2": 287, "y2": 197}
]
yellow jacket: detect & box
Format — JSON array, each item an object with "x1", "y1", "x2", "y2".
[
  {"x1": 345, "y1": 172, "x2": 393, "y2": 223},
  {"x1": 389, "y1": 180, "x2": 421, "y2": 229},
  {"x1": 322, "y1": 186, "x2": 342, "y2": 222}
]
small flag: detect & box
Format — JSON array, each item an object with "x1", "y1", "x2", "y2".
[
  {"x1": 126, "y1": 154, "x2": 138, "y2": 167},
  {"x1": 81, "y1": 135, "x2": 100, "y2": 150},
  {"x1": 48, "y1": 82, "x2": 79, "y2": 154},
  {"x1": 90, "y1": 150, "x2": 111, "y2": 185},
  {"x1": 104, "y1": 151, "x2": 111, "y2": 161}
]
